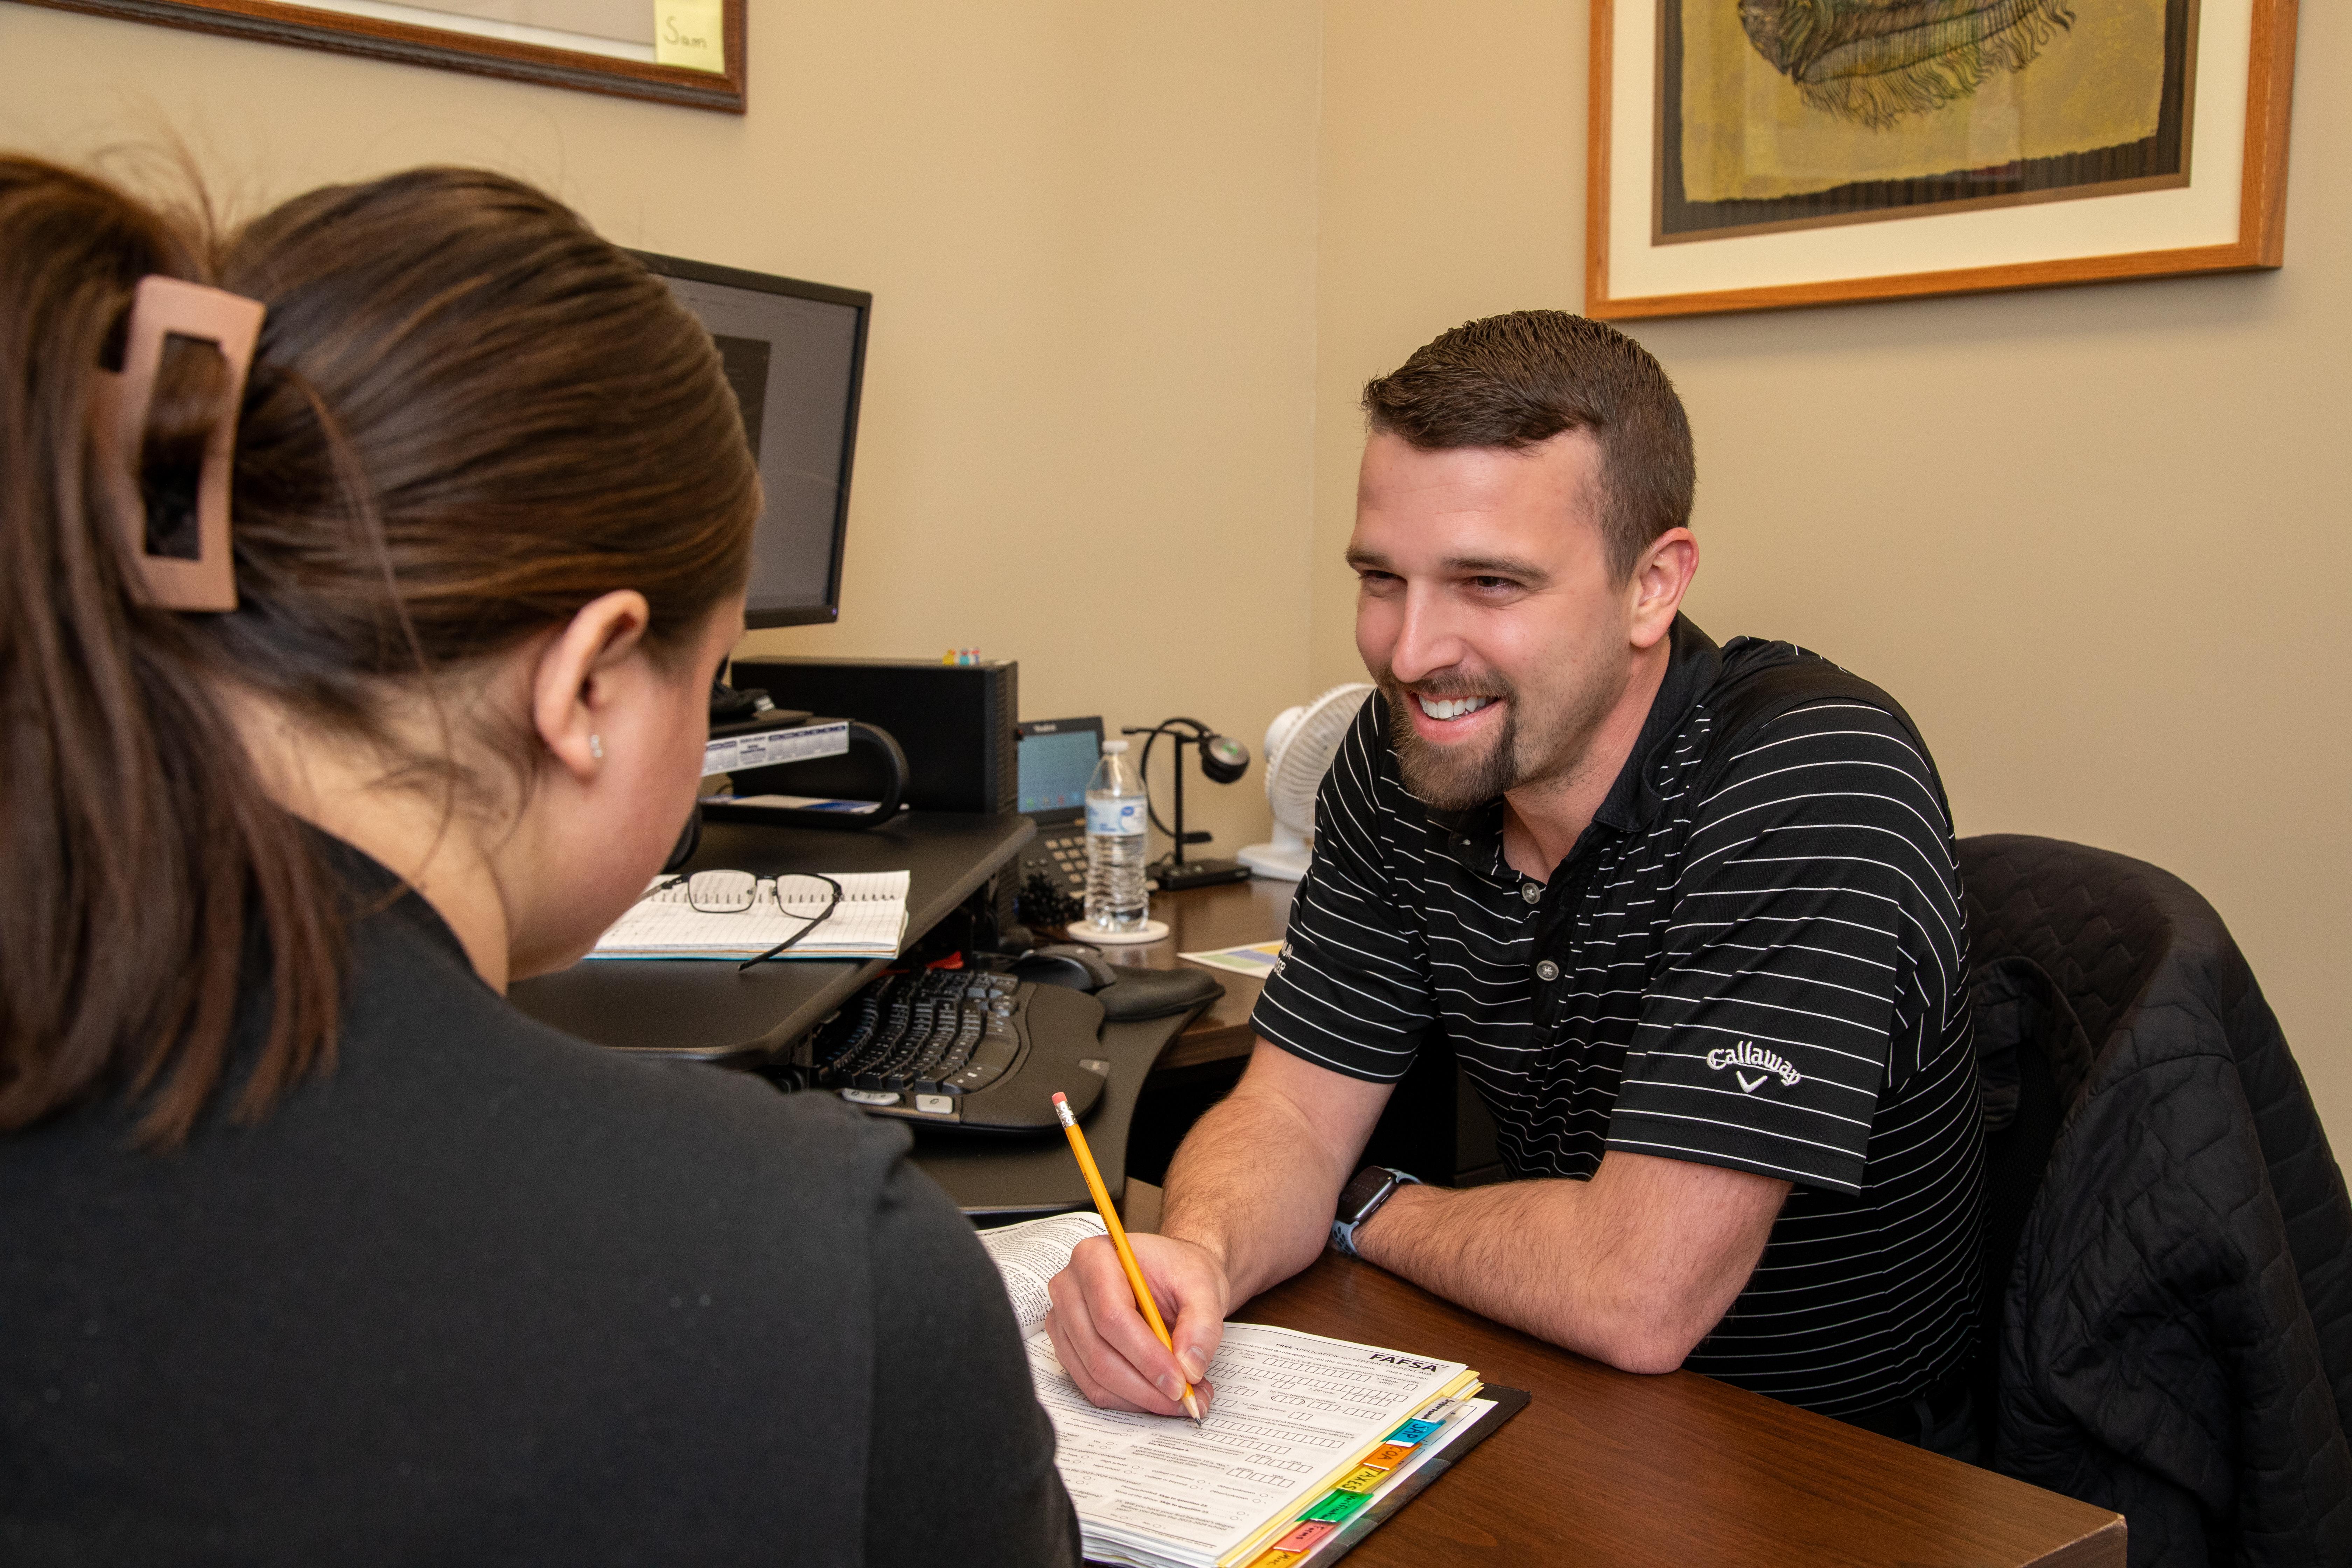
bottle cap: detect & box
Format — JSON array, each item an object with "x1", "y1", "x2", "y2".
[{"x1": 1102, "y1": 739, "x2": 1129, "y2": 754}]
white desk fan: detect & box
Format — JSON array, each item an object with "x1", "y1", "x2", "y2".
[{"x1": 1237, "y1": 683, "x2": 1374, "y2": 882}]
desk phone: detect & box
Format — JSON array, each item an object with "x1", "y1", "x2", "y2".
[{"x1": 1015, "y1": 715, "x2": 1102, "y2": 898}]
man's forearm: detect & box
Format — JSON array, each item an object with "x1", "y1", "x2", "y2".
[
  {"x1": 1351, "y1": 1154, "x2": 1788, "y2": 1374},
  {"x1": 1158, "y1": 1066, "x2": 1362, "y2": 1306}
]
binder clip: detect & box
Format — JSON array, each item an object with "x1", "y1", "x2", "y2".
[{"x1": 96, "y1": 275, "x2": 266, "y2": 612}]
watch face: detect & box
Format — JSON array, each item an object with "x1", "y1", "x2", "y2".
[{"x1": 1337, "y1": 1167, "x2": 1393, "y2": 1223}]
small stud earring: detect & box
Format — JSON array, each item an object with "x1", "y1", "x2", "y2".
[{"x1": 589, "y1": 734, "x2": 604, "y2": 761}]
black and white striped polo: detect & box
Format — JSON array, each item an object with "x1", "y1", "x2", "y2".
[{"x1": 1254, "y1": 616, "x2": 1985, "y2": 1415}]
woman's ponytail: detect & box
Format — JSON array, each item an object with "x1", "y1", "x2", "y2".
[{"x1": 0, "y1": 158, "x2": 343, "y2": 1144}]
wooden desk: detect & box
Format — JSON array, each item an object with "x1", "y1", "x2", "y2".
[{"x1": 1237, "y1": 1253, "x2": 2123, "y2": 1568}]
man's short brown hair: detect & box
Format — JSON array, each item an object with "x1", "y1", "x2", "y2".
[{"x1": 1361, "y1": 310, "x2": 1694, "y2": 581}]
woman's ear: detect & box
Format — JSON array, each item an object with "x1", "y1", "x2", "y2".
[{"x1": 532, "y1": 591, "x2": 653, "y2": 780}]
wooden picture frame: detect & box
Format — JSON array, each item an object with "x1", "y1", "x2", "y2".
[
  {"x1": 16, "y1": 0, "x2": 748, "y2": 114},
  {"x1": 1586, "y1": 0, "x2": 2297, "y2": 319}
]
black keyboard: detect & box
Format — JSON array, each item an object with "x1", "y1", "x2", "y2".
[{"x1": 801, "y1": 969, "x2": 1106, "y2": 1132}]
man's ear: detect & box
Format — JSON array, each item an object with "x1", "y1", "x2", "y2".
[
  {"x1": 1627, "y1": 528, "x2": 1698, "y2": 650},
  {"x1": 532, "y1": 591, "x2": 653, "y2": 780}
]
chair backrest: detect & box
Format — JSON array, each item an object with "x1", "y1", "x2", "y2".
[
  {"x1": 1958, "y1": 833, "x2": 2352, "y2": 1480},
  {"x1": 1963, "y1": 952, "x2": 2077, "y2": 1449},
  {"x1": 1957, "y1": 833, "x2": 2204, "y2": 1455},
  {"x1": 1961, "y1": 834, "x2": 2194, "y2": 1073}
]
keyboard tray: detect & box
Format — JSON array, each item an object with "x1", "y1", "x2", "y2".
[{"x1": 802, "y1": 971, "x2": 1106, "y2": 1132}]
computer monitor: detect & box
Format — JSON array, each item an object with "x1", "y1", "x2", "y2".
[
  {"x1": 1016, "y1": 718, "x2": 1105, "y2": 824},
  {"x1": 632, "y1": 250, "x2": 870, "y2": 629}
]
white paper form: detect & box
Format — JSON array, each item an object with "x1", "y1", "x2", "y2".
[
  {"x1": 976, "y1": 1211, "x2": 1106, "y2": 1339},
  {"x1": 1028, "y1": 1324, "x2": 1472, "y2": 1568}
]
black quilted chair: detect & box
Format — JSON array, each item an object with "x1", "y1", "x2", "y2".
[{"x1": 1961, "y1": 835, "x2": 2352, "y2": 1567}]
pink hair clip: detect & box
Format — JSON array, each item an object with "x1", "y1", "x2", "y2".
[{"x1": 99, "y1": 275, "x2": 266, "y2": 612}]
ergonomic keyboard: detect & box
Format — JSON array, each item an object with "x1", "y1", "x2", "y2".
[{"x1": 800, "y1": 969, "x2": 1107, "y2": 1132}]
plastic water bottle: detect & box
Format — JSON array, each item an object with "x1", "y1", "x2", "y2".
[{"x1": 1084, "y1": 739, "x2": 1150, "y2": 932}]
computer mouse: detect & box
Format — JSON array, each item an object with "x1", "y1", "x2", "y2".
[{"x1": 1009, "y1": 944, "x2": 1121, "y2": 993}]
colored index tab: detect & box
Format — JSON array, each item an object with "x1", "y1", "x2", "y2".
[
  {"x1": 1333, "y1": 1464, "x2": 1389, "y2": 1494},
  {"x1": 1365, "y1": 1442, "x2": 1416, "y2": 1470},
  {"x1": 1384, "y1": 1417, "x2": 1443, "y2": 1446},
  {"x1": 1302, "y1": 1488, "x2": 1374, "y2": 1525},
  {"x1": 1271, "y1": 1521, "x2": 1336, "y2": 1551},
  {"x1": 1243, "y1": 1551, "x2": 1307, "y2": 1568}
]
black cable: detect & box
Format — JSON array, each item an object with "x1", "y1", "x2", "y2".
[
  {"x1": 1132, "y1": 717, "x2": 1212, "y2": 841},
  {"x1": 1017, "y1": 869, "x2": 1084, "y2": 928}
]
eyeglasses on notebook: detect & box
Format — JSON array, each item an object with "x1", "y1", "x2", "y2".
[{"x1": 644, "y1": 869, "x2": 846, "y2": 968}]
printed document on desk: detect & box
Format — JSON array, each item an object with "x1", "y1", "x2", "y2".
[
  {"x1": 980, "y1": 1211, "x2": 1107, "y2": 1338},
  {"x1": 1032, "y1": 1328, "x2": 1474, "y2": 1568},
  {"x1": 979, "y1": 1214, "x2": 1480, "y2": 1568},
  {"x1": 1178, "y1": 940, "x2": 1284, "y2": 978},
  {"x1": 586, "y1": 871, "x2": 908, "y2": 960}
]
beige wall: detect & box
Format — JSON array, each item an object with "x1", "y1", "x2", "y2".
[
  {"x1": 8, "y1": 2, "x2": 2346, "y2": 1147},
  {"x1": 0, "y1": 0, "x2": 1321, "y2": 861},
  {"x1": 1312, "y1": 3, "x2": 2352, "y2": 1146}
]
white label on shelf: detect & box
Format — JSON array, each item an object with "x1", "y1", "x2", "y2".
[{"x1": 704, "y1": 720, "x2": 850, "y2": 779}]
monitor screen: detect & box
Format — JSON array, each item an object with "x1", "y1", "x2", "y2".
[
  {"x1": 1017, "y1": 719, "x2": 1104, "y2": 822},
  {"x1": 632, "y1": 251, "x2": 870, "y2": 629}
]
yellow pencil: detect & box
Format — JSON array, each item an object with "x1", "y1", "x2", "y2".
[{"x1": 1051, "y1": 1090, "x2": 1203, "y2": 1424}]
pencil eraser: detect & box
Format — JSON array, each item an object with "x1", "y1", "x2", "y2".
[{"x1": 1051, "y1": 1091, "x2": 1068, "y2": 1106}]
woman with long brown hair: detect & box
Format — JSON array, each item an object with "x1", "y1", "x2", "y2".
[{"x1": 0, "y1": 157, "x2": 1075, "y2": 1564}]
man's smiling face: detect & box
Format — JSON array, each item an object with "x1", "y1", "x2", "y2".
[{"x1": 1349, "y1": 428, "x2": 1638, "y2": 812}]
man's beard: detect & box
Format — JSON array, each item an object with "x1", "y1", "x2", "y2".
[
  {"x1": 1376, "y1": 660, "x2": 1620, "y2": 813},
  {"x1": 1380, "y1": 678, "x2": 1519, "y2": 811}
]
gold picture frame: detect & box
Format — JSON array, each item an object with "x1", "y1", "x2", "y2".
[
  {"x1": 1586, "y1": 0, "x2": 2297, "y2": 318},
  {"x1": 16, "y1": 0, "x2": 748, "y2": 114}
]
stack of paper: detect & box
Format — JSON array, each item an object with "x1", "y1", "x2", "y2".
[
  {"x1": 979, "y1": 1215, "x2": 1493, "y2": 1568},
  {"x1": 586, "y1": 870, "x2": 909, "y2": 960}
]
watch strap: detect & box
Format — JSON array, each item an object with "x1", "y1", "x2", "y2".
[{"x1": 1329, "y1": 1166, "x2": 1421, "y2": 1259}]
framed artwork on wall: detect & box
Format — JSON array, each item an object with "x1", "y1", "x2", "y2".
[
  {"x1": 14, "y1": 0, "x2": 747, "y2": 113},
  {"x1": 1586, "y1": 0, "x2": 2298, "y2": 318}
]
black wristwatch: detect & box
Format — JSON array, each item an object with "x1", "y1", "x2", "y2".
[{"x1": 1330, "y1": 1165, "x2": 1421, "y2": 1259}]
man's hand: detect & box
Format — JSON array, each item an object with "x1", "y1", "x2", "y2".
[
  {"x1": 1041, "y1": 1040, "x2": 1395, "y2": 1416},
  {"x1": 1043, "y1": 1232, "x2": 1231, "y2": 1417}
]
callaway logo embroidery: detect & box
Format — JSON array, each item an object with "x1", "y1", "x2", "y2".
[{"x1": 1706, "y1": 1040, "x2": 1802, "y2": 1094}]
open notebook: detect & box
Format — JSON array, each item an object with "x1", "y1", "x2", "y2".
[
  {"x1": 586, "y1": 871, "x2": 908, "y2": 960},
  {"x1": 981, "y1": 1213, "x2": 1524, "y2": 1568}
]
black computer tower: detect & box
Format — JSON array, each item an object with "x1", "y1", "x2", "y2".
[
  {"x1": 726, "y1": 657, "x2": 1017, "y2": 815},
  {"x1": 726, "y1": 657, "x2": 1024, "y2": 946}
]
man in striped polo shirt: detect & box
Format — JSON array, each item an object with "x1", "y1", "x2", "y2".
[{"x1": 1045, "y1": 312, "x2": 1985, "y2": 1457}]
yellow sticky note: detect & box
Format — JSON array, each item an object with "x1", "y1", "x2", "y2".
[{"x1": 654, "y1": 0, "x2": 727, "y2": 73}]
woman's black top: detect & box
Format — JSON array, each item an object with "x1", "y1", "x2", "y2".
[{"x1": 1, "y1": 841, "x2": 1078, "y2": 1566}]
